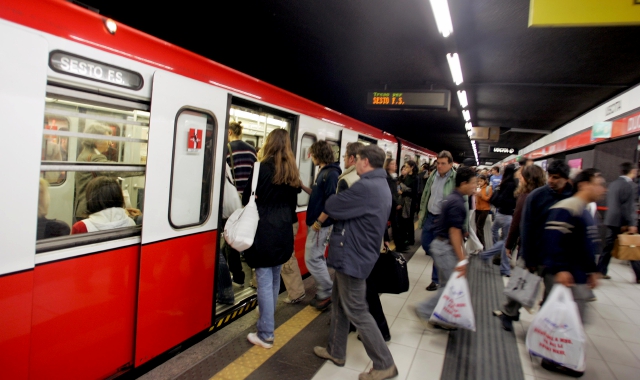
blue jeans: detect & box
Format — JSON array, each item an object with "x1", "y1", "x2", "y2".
[
  {"x1": 255, "y1": 265, "x2": 282, "y2": 342},
  {"x1": 479, "y1": 240, "x2": 511, "y2": 275},
  {"x1": 492, "y1": 212, "x2": 512, "y2": 244},
  {"x1": 305, "y1": 225, "x2": 333, "y2": 299},
  {"x1": 421, "y1": 213, "x2": 439, "y2": 284}
]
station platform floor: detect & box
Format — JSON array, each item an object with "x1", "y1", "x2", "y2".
[{"x1": 138, "y1": 246, "x2": 640, "y2": 380}]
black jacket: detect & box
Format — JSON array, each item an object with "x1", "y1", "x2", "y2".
[
  {"x1": 242, "y1": 158, "x2": 299, "y2": 268},
  {"x1": 493, "y1": 180, "x2": 517, "y2": 215}
]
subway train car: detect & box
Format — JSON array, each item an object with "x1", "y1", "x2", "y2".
[{"x1": 0, "y1": 1, "x2": 437, "y2": 379}]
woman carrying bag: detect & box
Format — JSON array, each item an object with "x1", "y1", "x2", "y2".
[{"x1": 242, "y1": 129, "x2": 301, "y2": 349}]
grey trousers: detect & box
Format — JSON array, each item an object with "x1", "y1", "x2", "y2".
[
  {"x1": 327, "y1": 271, "x2": 395, "y2": 370},
  {"x1": 416, "y1": 239, "x2": 458, "y2": 320},
  {"x1": 305, "y1": 225, "x2": 333, "y2": 299}
]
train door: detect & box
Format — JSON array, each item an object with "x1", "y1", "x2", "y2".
[
  {"x1": 134, "y1": 71, "x2": 227, "y2": 366},
  {"x1": 223, "y1": 98, "x2": 296, "y2": 312}
]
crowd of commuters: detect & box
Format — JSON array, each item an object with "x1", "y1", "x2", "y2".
[{"x1": 115, "y1": 116, "x2": 635, "y2": 380}]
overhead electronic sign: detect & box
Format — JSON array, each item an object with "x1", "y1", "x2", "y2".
[
  {"x1": 49, "y1": 50, "x2": 143, "y2": 90},
  {"x1": 489, "y1": 146, "x2": 515, "y2": 154},
  {"x1": 366, "y1": 90, "x2": 451, "y2": 111}
]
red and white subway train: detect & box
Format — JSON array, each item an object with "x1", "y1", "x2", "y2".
[{"x1": 0, "y1": 1, "x2": 437, "y2": 378}]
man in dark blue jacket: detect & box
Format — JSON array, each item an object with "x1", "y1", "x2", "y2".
[
  {"x1": 301, "y1": 141, "x2": 341, "y2": 310},
  {"x1": 539, "y1": 168, "x2": 604, "y2": 377},
  {"x1": 520, "y1": 160, "x2": 573, "y2": 271},
  {"x1": 499, "y1": 160, "x2": 573, "y2": 331},
  {"x1": 313, "y1": 145, "x2": 397, "y2": 380}
]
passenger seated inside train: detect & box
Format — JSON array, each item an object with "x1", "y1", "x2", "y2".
[
  {"x1": 74, "y1": 123, "x2": 143, "y2": 221},
  {"x1": 72, "y1": 176, "x2": 137, "y2": 234},
  {"x1": 37, "y1": 178, "x2": 70, "y2": 240}
]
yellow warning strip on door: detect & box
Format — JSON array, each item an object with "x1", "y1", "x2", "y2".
[{"x1": 210, "y1": 306, "x2": 322, "y2": 380}]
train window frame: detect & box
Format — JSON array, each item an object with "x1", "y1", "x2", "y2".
[
  {"x1": 168, "y1": 107, "x2": 217, "y2": 229},
  {"x1": 36, "y1": 87, "x2": 150, "y2": 255}
]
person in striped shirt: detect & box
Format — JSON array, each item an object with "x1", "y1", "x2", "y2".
[{"x1": 226, "y1": 121, "x2": 257, "y2": 196}]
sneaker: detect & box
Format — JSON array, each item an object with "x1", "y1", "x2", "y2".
[
  {"x1": 602, "y1": 275, "x2": 611, "y2": 279},
  {"x1": 284, "y1": 294, "x2": 306, "y2": 304},
  {"x1": 499, "y1": 314, "x2": 513, "y2": 332},
  {"x1": 313, "y1": 346, "x2": 345, "y2": 367},
  {"x1": 247, "y1": 332, "x2": 273, "y2": 349},
  {"x1": 541, "y1": 359, "x2": 584, "y2": 378},
  {"x1": 310, "y1": 295, "x2": 332, "y2": 311},
  {"x1": 359, "y1": 364, "x2": 398, "y2": 380},
  {"x1": 426, "y1": 282, "x2": 438, "y2": 291}
]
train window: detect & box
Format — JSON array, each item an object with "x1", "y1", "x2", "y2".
[
  {"x1": 358, "y1": 134, "x2": 377, "y2": 146},
  {"x1": 327, "y1": 140, "x2": 341, "y2": 163},
  {"x1": 298, "y1": 134, "x2": 317, "y2": 207},
  {"x1": 169, "y1": 109, "x2": 216, "y2": 228},
  {"x1": 37, "y1": 94, "x2": 148, "y2": 248},
  {"x1": 229, "y1": 105, "x2": 291, "y2": 152}
]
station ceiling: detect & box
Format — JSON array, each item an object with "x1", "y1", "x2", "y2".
[{"x1": 87, "y1": 0, "x2": 640, "y2": 163}]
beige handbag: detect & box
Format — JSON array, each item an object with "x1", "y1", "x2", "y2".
[{"x1": 613, "y1": 233, "x2": 640, "y2": 261}]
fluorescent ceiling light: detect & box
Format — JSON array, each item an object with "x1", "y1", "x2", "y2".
[
  {"x1": 457, "y1": 90, "x2": 468, "y2": 108},
  {"x1": 446, "y1": 53, "x2": 464, "y2": 85},
  {"x1": 430, "y1": 0, "x2": 453, "y2": 38},
  {"x1": 462, "y1": 110, "x2": 471, "y2": 121},
  {"x1": 465, "y1": 122, "x2": 472, "y2": 131}
]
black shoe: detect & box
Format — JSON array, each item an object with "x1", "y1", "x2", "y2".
[
  {"x1": 430, "y1": 321, "x2": 457, "y2": 331},
  {"x1": 310, "y1": 295, "x2": 332, "y2": 311},
  {"x1": 541, "y1": 359, "x2": 584, "y2": 378},
  {"x1": 499, "y1": 314, "x2": 513, "y2": 331},
  {"x1": 492, "y1": 254, "x2": 501, "y2": 266},
  {"x1": 602, "y1": 274, "x2": 611, "y2": 279},
  {"x1": 426, "y1": 282, "x2": 439, "y2": 291}
]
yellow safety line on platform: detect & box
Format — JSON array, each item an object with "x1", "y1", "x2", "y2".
[{"x1": 210, "y1": 306, "x2": 322, "y2": 380}]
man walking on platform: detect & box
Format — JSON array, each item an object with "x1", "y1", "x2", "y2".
[
  {"x1": 418, "y1": 151, "x2": 457, "y2": 292},
  {"x1": 597, "y1": 162, "x2": 640, "y2": 283},
  {"x1": 498, "y1": 159, "x2": 573, "y2": 331},
  {"x1": 313, "y1": 145, "x2": 397, "y2": 380},
  {"x1": 413, "y1": 167, "x2": 475, "y2": 329},
  {"x1": 540, "y1": 168, "x2": 604, "y2": 377}
]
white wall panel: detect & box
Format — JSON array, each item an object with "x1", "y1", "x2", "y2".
[{"x1": 0, "y1": 23, "x2": 48, "y2": 274}]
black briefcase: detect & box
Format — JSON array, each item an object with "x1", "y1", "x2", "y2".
[{"x1": 369, "y1": 249, "x2": 410, "y2": 294}]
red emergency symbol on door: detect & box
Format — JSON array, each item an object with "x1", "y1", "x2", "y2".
[{"x1": 188, "y1": 128, "x2": 203, "y2": 153}]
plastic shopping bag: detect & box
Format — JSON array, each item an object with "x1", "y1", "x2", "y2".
[
  {"x1": 526, "y1": 285, "x2": 586, "y2": 372},
  {"x1": 503, "y1": 266, "x2": 542, "y2": 308},
  {"x1": 429, "y1": 274, "x2": 476, "y2": 331}
]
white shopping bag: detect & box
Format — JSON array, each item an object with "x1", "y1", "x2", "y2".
[
  {"x1": 429, "y1": 274, "x2": 476, "y2": 331},
  {"x1": 526, "y1": 285, "x2": 586, "y2": 372}
]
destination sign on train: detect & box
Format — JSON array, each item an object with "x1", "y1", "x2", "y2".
[
  {"x1": 49, "y1": 51, "x2": 143, "y2": 90},
  {"x1": 366, "y1": 90, "x2": 450, "y2": 110}
]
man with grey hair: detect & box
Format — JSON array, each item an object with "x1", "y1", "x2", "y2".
[{"x1": 314, "y1": 145, "x2": 397, "y2": 380}]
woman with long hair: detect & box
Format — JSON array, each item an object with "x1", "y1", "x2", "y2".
[
  {"x1": 396, "y1": 160, "x2": 418, "y2": 251},
  {"x1": 242, "y1": 128, "x2": 301, "y2": 349}
]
